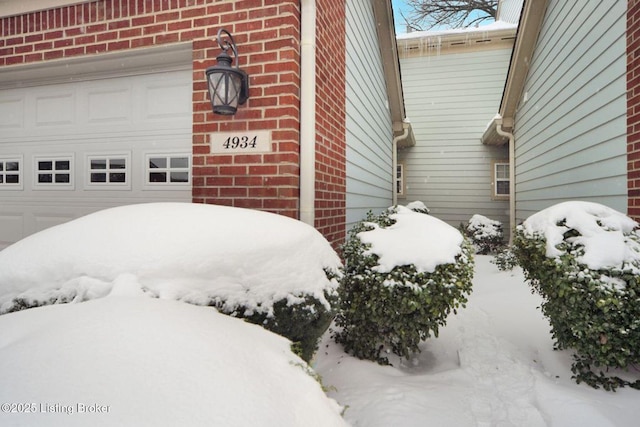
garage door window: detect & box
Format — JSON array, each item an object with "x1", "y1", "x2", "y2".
[
  {"x1": 87, "y1": 154, "x2": 130, "y2": 188},
  {"x1": 34, "y1": 155, "x2": 73, "y2": 188},
  {"x1": 145, "y1": 154, "x2": 190, "y2": 186},
  {"x1": 0, "y1": 157, "x2": 22, "y2": 189}
]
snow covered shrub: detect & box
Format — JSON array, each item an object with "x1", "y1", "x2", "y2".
[
  {"x1": 464, "y1": 214, "x2": 504, "y2": 254},
  {"x1": 333, "y1": 204, "x2": 474, "y2": 364},
  {"x1": 491, "y1": 246, "x2": 519, "y2": 271},
  {"x1": 513, "y1": 201, "x2": 640, "y2": 390},
  {"x1": 0, "y1": 203, "x2": 342, "y2": 363},
  {"x1": 405, "y1": 200, "x2": 430, "y2": 214},
  {"x1": 219, "y1": 280, "x2": 338, "y2": 362}
]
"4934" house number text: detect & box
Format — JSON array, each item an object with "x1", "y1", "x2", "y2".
[
  {"x1": 210, "y1": 130, "x2": 272, "y2": 154},
  {"x1": 222, "y1": 136, "x2": 257, "y2": 149}
]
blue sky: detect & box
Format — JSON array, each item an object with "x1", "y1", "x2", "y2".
[
  {"x1": 392, "y1": 0, "x2": 411, "y2": 34},
  {"x1": 391, "y1": 0, "x2": 496, "y2": 34}
]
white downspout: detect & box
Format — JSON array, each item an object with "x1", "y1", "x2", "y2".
[
  {"x1": 299, "y1": 0, "x2": 316, "y2": 226},
  {"x1": 392, "y1": 120, "x2": 410, "y2": 206},
  {"x1": 495, "y1": 119, "x2": 515, "y2": 244}
]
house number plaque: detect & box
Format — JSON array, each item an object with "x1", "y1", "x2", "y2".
[{"x1": 210, "y1": 130, "x2": 272, "y2": 154}]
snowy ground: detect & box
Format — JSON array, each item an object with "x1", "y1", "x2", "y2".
[
  {"x1": 315, "y1": 255, "x2": 640, "y2": 427},
  {"x1": 2, "y1": 202, "x2": 640, "y2": 426}
]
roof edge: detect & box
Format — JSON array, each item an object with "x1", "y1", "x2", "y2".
[
  {"x1": 499, "y1": 0, "x2": 549, "y2": 121},
  {"x1": 372, "y1": 0, "x2": 406, "y2": 125}
]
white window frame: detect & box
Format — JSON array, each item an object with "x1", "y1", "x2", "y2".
[
  {"x1": 493, "y1": 160, "x2": 510, "y2": 200},
  {"x1": 85, "y1": 153, "x2": 131, "y2": 190},
  {"x1": 0, "y1": 155, "x2": 23, "y2": 190},
  {"x1": 33, "y1": 154, "x2": 75, "y2": 190},
  {"x1": 142, "y1": 152, "x2": 191, "y2": 189},
  {"x1": 396, "y1": 163, "x2": 405, "y2": 198}
]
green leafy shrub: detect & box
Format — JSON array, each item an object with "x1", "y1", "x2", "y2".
[
  {"x1": 333, "y1": 205, "x2": 474, "y2": 364},
  {"x1": 464, "y1": 214, "x2": 504, "y2": 254},
  {"x1": 513, "y1": 201, "x2": 640, "y2": 390},
  {"x1": 492, "y1": 246, "x2": 519, "y2": 271},
  {"x1": 209, "y1": 277, "x2": 338, "y2": 363}
]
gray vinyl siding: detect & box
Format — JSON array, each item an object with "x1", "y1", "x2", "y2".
[
  {"x1": 345, "y1": 0, "x2": 394, "y2": 230},
  {"x1": 399, "y1": 47, "x2": 512, "y2": 228},
  {"x1": 513, "y1": 0, "x2": 626, "y2": 222}
]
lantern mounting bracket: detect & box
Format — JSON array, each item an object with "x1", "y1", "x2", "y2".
[{"x1": 205, "y1": 28, "x2": 249, "y2": 116}]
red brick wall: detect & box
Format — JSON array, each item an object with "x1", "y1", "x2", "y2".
[
  {"x1": 628, "y1": 0, "x2": 640, "y2": 220},
  {"x1": 0, "y1": 0, "x2": 349, "y2": 247},
  {"x1": 315, "y1": 0, "x2": 346, "y2": 247},
  {"x1": 192, "y1": 1, "x2": 302, "y2": 221},
  {"x1": 0, "y1": 0, "x2": 303, "y2": 219}
]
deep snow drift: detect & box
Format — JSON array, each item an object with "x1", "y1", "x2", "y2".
[
  {"x1": 0, "y1": 202, "x2": 341, "y2": 315},
  {"x1": 0, "y1": 294, "x2": 347, "y2": 427}
]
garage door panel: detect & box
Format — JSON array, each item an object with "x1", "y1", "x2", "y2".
[
  {"x1": 33, "y1": 213, "x2": 76, "y2": 233},
  {"x1": 0, "y1": 68, "x2": 192, "y2": 245},
  {"x1": 87, "y1": 86, "x2": 133, "y2": 124},
  {"x1": 0, "y1": 213, "x2": 24, "y2": 243},
  {"x1": 0, "y1": 97, "x2": 24, "y2": 130},
  {"x1": 35, "y1": 91, "x2": 75, "y2": 127}
]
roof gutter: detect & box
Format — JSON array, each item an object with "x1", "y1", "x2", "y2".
[{"x1": 372, "y1": 0, "x2": 415, "y2": 206}]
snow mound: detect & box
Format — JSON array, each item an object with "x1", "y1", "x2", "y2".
[
  {"x1": 467, "y1": 214, "x2": 502, "y2": 240},
  {"x1": 0, "y1": 203, "x2": 341, "y2": 315},
  {"x1": 519, "y1": 201, "x2": 640, "y2": 270},
  {"x1": 405, "y1": 200, "x2": 430, "y2": 213},
  {"x1": 358, "y1": 205, "x2": 463, "y2": 273},
  {"x1": 0, "y1": 296, "x2": 347, "y2": 426}
]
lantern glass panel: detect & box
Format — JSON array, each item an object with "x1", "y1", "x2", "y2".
[{"x1": 207, "y1": 71, "x2": 242, "y2": 114}]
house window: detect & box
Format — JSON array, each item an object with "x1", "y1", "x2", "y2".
[
  {"x1": 396, "y1": 163, "x2": 405, "y2": 197},
  {"x1": 493, "y1": 161, "x2": 510, "y2": 199},
  {"x1": 145, "y1": 154, "x2": 190, "y2": 185},
  {"x1": 0, "y1": 157, "x2": 22, "y2": 189},
  {"x1": 34, "y1": 155, "x2": 73, "y2": 188},
  {"x1": 86, "y1": 154, "x2": 130, "y2": 188}
]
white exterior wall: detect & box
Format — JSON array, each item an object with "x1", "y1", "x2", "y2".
[
  {"x1": 513, "y1": 0, "x2": 626, "y2": 222},
  {"x1": 345, "y1": 0, "x2": 394, "y2": 230},
  {"x1": 399, "y1": 45, "x2": 513, "y2": 227}
]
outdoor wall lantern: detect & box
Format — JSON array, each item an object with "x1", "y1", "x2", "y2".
[{"x1": 206, "y1": 28, "x2": 249, "y2": 115}]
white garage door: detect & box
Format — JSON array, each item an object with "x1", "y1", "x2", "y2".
[{"x1": 0, "y1": 63, "x2": 192, "y2": 245}]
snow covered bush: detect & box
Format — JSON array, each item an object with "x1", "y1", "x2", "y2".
[
  {"x1": 464, "y1": 214, "x2": 504, "y2": 254},
  {"x1": 0, "y1": 203, "x2": 342, "y2": 362},
  {"x1": 513, "y1": 201, "x2": 640, "y2": 390},
  {"x1": 333, "y1": 204, "x2": 474, "y2": 364},
  {"x1": 405, "y1": 200, "x2": 430, "y2": 214},
  {"x1": 492, "y1": 246, "x2": 519, "y2": 271}
]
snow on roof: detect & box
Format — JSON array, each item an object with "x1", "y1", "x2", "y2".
[
  {"x1": 0, "y1": 203, "x2": 341, "y2": 315},
  {"x1": 358, "y1": 205, "x2": 463, "y2": 273},
  {"x1": 519, "y1": 201, "x2": 640, "y2": 271},
  {"x1": 396, "y1": 20, "x2": 517, "y2": 40}
]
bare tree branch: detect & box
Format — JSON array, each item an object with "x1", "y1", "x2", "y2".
[{"x1": 403, "y1": 0, "x2": 498, "y2": 31}]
